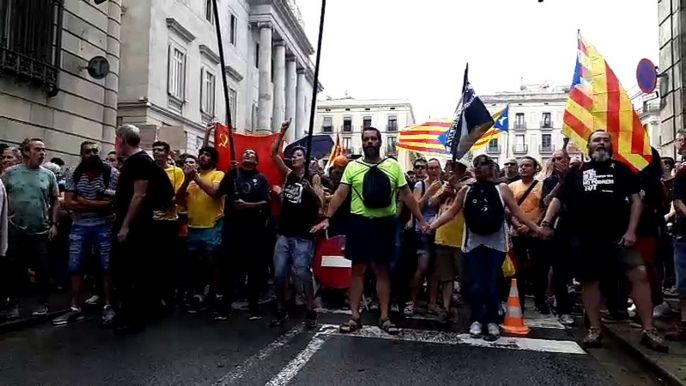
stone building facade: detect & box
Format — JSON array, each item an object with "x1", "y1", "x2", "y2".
[
  {"x1": 0, "y1": 0, "x2": 122, "y2": 163},
  {"x1": 658, "y1": 0, "x2": 685, "y2": 158}
]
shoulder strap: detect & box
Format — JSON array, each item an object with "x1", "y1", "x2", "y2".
[
  {"x1": 420, "y1": 179, "x2": 426, "y2": 196},
  {"x1": 516, "y1": 180, "x2": 539, "y2": 206},
  {"x1": 103, "y1": 164, "x2": 112, "y2": 188}
]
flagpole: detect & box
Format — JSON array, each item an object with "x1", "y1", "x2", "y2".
[
  {"x1": 212, "y1": 0, "x2": 236, "y2": 163},
  {"x1": 304, "y1": 0, "x2": 327, "y2": 178}
]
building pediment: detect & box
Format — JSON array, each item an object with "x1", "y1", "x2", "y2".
[
  {"x1": 225, "y1": 65, "x2": 244, "y2": 82},
  {"x1": 199, "y1": 45, "x2": 220, "y2": 65},
  {"x1": 166, "y1": 18, "x2": 195, "y2": 43}
]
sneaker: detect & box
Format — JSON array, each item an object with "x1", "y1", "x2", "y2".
[
  {"x1": 6, "y1": 305, "x2": 20, "y2": 320},
  {"x1": 31, "y1": 304, "x2": 49, "y2": 317},
  {"x1": 306, "y1": 310, "x2": 318, "y2": 329},
  {"x1": 641, "y1": 328, "x2": 669, "y2": 353},
  {"x1": 186, "y1": 294, "x2": 204, "y2": 314},
  {"x1": 52, "y1": 307, "x2": 83, "y2": 326},
  {"x1": 558, "y1": 314, "x2": 575, "y2": 326},
  {"x1": 390, "y1": 304, "x2": 400, "y2": 313},
  {"x1": 101, "y1": 305, "x2": 116, "y2": 326},
  {"x1": 269, "y1": 310, "x2": 288, "y2": 327},
  {"x1": 486, "y1": 323, "x2": 500, "y2": 339},
  {"x1": 627, "y1": 303, "x2": 637, "y2": 318},
  {"x1": 403, "y1": 301, "x2": 415, "y2": 316},
  {"x1": 583, "y1": 328, "x2": 602, "y2": 348},
  {"x1": 652, "y1": 302, "x2": 672, "y2": 318},
  {"x1": 469, "y1": 321, "x2": 482, "y2": 337},
  {"x1": 85, "y1": 295, "x2": 102, "y2": 305}
]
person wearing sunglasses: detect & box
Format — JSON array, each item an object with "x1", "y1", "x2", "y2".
[{"x1": 501, "y1": 158, "x2": 520, "y2": 184}]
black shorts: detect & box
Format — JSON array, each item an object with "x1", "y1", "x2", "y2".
[
  {"x1": 345, "y1": 214, "x2": 396, "y2": 266},
  {"x1": 570, "y1": 236, "x2": 645, "y2": 283}
]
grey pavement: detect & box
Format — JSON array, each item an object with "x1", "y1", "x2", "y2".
[{"x1": 0, "y1": 308, "x2": 666, "y2": 386}]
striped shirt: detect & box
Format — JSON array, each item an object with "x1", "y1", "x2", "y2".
[{"x1": 64, "y1": 165, "x2": 119, "y2": 226}]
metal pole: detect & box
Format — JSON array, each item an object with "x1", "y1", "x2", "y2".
[
  {"x1": 304, "y1": 0, "x2": 327, "y2": 178},
  {"x1": 212, "y1": 0, "x2": 236, "y2": 162}
]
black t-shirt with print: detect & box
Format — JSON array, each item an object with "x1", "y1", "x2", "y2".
[
  {"x1": 220, "y1": 168, "x2": 270, "y2": 230},
  {"x1": 114, "y1": 151, "x2": 157, "y2": 232},
  {"x1": 278, "y1": 172, "x2": 319, "y2": 239},
  {"x1": 556, "y1": 159, "x2": 639, "y2": 241}
]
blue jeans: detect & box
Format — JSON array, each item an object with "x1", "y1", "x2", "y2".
[
  {"x1": 68, "y1": 222, "x2": 112, "y2": 275},
  {"x1": 463, "y1": 245, "x2": 506, "y2": 324},
  {"x1": 273, "y1": 235, "x2": 314, "y2": 288},
  {"x1": 673, "y1": 239, "x2": 686, "y2": 297}
]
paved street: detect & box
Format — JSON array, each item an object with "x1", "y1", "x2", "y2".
[{"x1": 0, "y1": 305, "x2": 666, "y2": 386}]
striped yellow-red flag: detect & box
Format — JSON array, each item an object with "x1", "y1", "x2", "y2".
[
  {"x1": 327, "y1": 132, "x2": 343, "y2": 166},
  {"x1": 563, "y1": 32, "x2": 652, "y2": 171},
  {"x1": 396, "y1": 119, "x2": 452, "y2": 155}
]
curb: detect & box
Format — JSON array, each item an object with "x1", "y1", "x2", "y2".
[
  {"x1": 602, "y1": 324, "x2": 685, "y2": 386},
  {"x1": 0, "y1": 308, "x2": 69, "y2": 335}
]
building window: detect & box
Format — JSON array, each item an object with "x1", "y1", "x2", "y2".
[
  {"x1": 343, "y1": 137, "x2": 352, "y2": 153},
  {"x1": 255, "y1": 43, "x2": 259, "y2": 67},
  {"x1": 196, "y1": 136, "x2": 204, "y2": 150},
  {"x1": 229, "y1": 14, "x2": 237, "y2": 46},
  {"x1": 228, "y1": 88, "x2": 237, "y2": 125},
  {"x1": 488, "y1": 138, "x2": 498, "y2": 151},
  {"x1": 252, "y1": 103, "x2": 258, "y2": 129},
  {"x1": 200, "y1": 68, "x2": 216, "y2": 116},
  {"x1": 387, "y1": 136, "x2": 398, "y2": 154},
  {"x1": 387, "y1": 116, "x2": 397, "y2": 132},
  {"x1": 514, "y1": 134, "x2": 527, "y2": 153},
  {"x1": 322, "y1": 117, "x2": 333, "y2": 133},
  {"x1": 515, "y1": 113, "x2": 525, "y2": 129},
  {"x1": 205, "y1": 0, "x2": 214, "y2": 24},
  {"x1": 542, "y1": 112, "x2": 552, "y2": 128},
  {"x1": 0, "y1": 0, "x2": 62, "y2": 92},
  {"x1": 168, "y1": 43, "x2": 187, "y2": 111},
  {"x1": 363, "y1": 117, "x2": 372, "y2": 129},
  {"x1": 343, "y1": 118, "x2": 352, "y2": 132},
  {"x1": 541, "y1": 133, "x2": 552, "y2": 152}
]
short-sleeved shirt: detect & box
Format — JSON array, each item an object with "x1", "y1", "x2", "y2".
[
  {"x1": 114, "y1": 151, "x2": 158, "y2": 232},
  {"x1": 508, "y1": 179, "x2": 543, "y2": 236},
  {"x1": 187, "y1": 169, "x2": 225, "y2": 229},
  {"x1": 153, "y1": 166, "x2": 185, "y2": 221},
  {"x1": 3, "y1": 164, "x2": 59, "y2": 235},
  {"x1": 341, "y1": 158, "x2": 407, "y2": 218},
  {"x1": 556, "y1": 160, "x2": 639, "y2": 241},
  {"x1": 433, "y1": 186, "x2": 465, "y2": 248},
  {"x1": 278, "y1": 172, "x2": 319, "y2": 239},
  {"x1": 64, "y1": 164, "x2": 119, "y2": 226},
  {"x1": 221, "y1": 168, "x2": 271, "y2": 231}
]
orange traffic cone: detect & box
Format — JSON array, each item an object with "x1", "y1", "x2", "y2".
[{"x1": 501, "y1": 278, "x2": 530, "y2": 336}]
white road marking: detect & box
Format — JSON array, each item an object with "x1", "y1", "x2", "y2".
[
  {"x1": 264, "y1": 331, "x2": 333, "y2": 386},
  {"x1": 315, "y1": 308, "x2": 444, "y2": 322},
  {"x1": 318, "y1": 324, "x2": 586, "y2": 355},
  {"x1": 214, "y1": 323, "x2": 305, "y2": 385}
]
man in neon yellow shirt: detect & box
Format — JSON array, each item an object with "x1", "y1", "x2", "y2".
[
  {"x1": 312, "y1": 127, "x2": 427, "y2": 335},
  {"x1": 177, "y1": 146, "x2": 224, "y2": 314}
]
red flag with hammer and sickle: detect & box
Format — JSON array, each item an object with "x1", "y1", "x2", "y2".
[{"x1": 214, "y1": 123, "x2": 233, "y2": 172}]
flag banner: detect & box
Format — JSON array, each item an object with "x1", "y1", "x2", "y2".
[
  {"x1": 445, "y1": 64, "x2": 495, "y2": 160},
  {"x1": 396, "y1": 119, "x2": 452, "y2": 155},
  {"x1": 470, "y1": 106, "x2": 509, "y2": 151},
  {"x1": 563, "y1": 33, "x2": 652, "y2": 171},
  {"x1": 327, "y1": 133, "x2": 343, "y2": 166},
  {"x1": 214, "y1": 123, "x2": 233, "y2": 173}
]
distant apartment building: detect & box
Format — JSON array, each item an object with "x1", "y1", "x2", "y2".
[
  {"x1": 314, "y1": 97, "x2": 416, "y2": 159},
  {"x1": 471, "y1": 83, "x2": 569, "y2": 166},
  {"x1": 117, "y1": 0, "x2": 321, "y2": 154}
]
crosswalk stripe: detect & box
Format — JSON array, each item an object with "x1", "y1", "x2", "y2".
[{"x1": 317, "y1": 324, "x2": 586, "y2": 355}]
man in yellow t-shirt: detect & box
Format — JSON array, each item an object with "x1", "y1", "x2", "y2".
[
  {"x1": 177, "y1": 146, "x2": 225, "y2": 314},
  {"x1": 428, "y1": 162, "x2": 470, "y2": 323}
]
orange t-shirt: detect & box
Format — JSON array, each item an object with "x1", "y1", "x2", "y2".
[{"x1": 508, "y1": 179, "x2": 543, "y2": 236}]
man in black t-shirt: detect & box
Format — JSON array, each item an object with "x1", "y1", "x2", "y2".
[
  {"x1": 112, "y1": 124, "x2": 158, "y2": 333},
  {"x1": 217, "y1": 149, "x2": 271, "y2": 320},
  {"x1": 541, "y1": 131, "x2": 666, "y2": 352}
]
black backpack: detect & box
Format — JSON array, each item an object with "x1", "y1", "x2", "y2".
[
  {"x1": 463, "y1": 182, "x2": 504, "y2": 235},
  {"x1": 148, "y1": 162, "x2": 176, "y2": 211},
  {"x1": 353, "y1": 159, "x2": 393, "y2": 209}
]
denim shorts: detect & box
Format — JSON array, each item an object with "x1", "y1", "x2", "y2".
[
  {"x1": 673, "y1": 238, "x2": 686, "y2": 297},
  {"x1": 187, "y1": 222, "x2": 223, "y2": 253},
  {"x1": 273, "y1": 235, "x2": 314, "y2": 286},
  {"x1": 68, "y1": 222, "x2": 112, "y2": 274}
]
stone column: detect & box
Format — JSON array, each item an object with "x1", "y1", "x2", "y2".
[
  {"x1": 257, "y1": 23, "x2": 273, "y2": 132},
  {"x1": 272, "y1": 42, "x2": 286, "y2": 134},
  {"x1": 285, "y1": 59, "x2": 297, "y2": 143},
  {"x1": 295, "y1": 69, "x2": 307, "y2": 141}
]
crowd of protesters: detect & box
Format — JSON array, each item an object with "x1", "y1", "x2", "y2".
[{"x1": 0, "y1": 124, "x2": 683, "y2": 352}]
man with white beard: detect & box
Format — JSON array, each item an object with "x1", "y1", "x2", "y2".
[{"x1": 541, "y1": 130, "x2": 667, "y2": 352}]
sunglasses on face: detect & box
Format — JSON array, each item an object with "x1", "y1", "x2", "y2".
[
  {"x1": 414, "y1": 165, "x2": 426, "y2": 170},
  {"x1": 505, "y1": 162, "x2": 516, "y2": 167},
  {"x1": 83, "y1": 148, "x2": 99, "y2": 155}
]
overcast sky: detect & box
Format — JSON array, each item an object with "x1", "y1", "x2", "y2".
[{"x1": 298, "y1": 0, "x2": 659, "y2": 122}]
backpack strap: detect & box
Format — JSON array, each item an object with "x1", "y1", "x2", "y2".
[{"x1": 516, "y1": 180, "x2": 539, "y2": 207}]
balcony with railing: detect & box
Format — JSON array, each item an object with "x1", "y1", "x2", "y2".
[
  {"x1": 539, "y1": 144, "x2": 555, "y2": 154},
  {"x1": 322, "y1": 125, "x2": 333, "y2": 133},
  {"x1": 387, "y1": 123, "x2": 398, "y2": 132},
  {"x1": 512, "y1": 144, "x2": 529, "y2": 154},
  {"x1": 513, "y1": 121, "x2": 527, "y2": 131},
  {"x1": 341, "y1": 123, "x2": 353, "y2": 133},
  {"x1": 540, "y1": 120, "x2": 553, "y2": 130},
  {"x1": 486, "y1": 144, "x2": 501, "y2": 154}
]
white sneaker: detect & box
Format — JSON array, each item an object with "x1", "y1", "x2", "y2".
[
  {"x1": 469, "y1": 321, "x2": 482, "y2": 337},
  {"x1": 85, "y1": 295, "x2": 101, "y2": 305},
  {"x1": 653, "y1": 302, "x2": 672, "y2": 318},
  {"x1": 487, "y1": 323, "x2": 500, "y2": 337},
  {"x1": 627, "y1": 303, "x2": 637, "y2": 318},
  {"x1": 559, "y1": 314, "x2": 574, "y2": 326}
]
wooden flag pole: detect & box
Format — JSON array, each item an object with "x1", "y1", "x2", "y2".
[
  {"x1": 211, "y1": 0, "x2": 236, "y2": 162},
  {"x1": 304, "y1": 0, "x2": 327, "y2": 178}
]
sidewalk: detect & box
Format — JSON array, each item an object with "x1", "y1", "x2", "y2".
[
  {"x1": 603, "y1": 299, "x2": 686, "y2": 386},
  {"x1": 0, "y1": 291, "x2": 69, "y2": 334}
]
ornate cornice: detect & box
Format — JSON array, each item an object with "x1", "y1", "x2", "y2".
[
  {"x1": 225, "y1": 65, "x2": 244, "y2": 82},
  {"x1": 199, "y1": 45, "x2": 220, "y2": 64},
  {"x1": 166, "y1": 18, "x2": 195, "y2": 43}
]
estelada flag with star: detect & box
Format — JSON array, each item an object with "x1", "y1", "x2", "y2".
[
  {"x1": 470, "y1": 106, "x2": 509, "y2": 151},
  {"x1": 563, "y1": 32, "x2": 652, "y2": 171}
]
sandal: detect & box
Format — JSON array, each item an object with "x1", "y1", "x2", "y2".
[
  {"x1": 339, "y1": 318, "x2": 362, "y2": 333},
  {"x1": 403, "y1": 301, "x2": 415, "y2": 316},
  {"x1": 379, "y1": 318, "x2": 400, "y2": 335}
]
